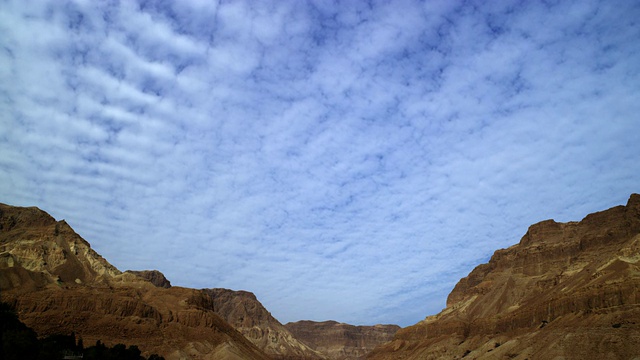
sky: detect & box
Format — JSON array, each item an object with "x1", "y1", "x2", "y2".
[{"x1": 1, "y1": 0, "x2": 639, "y2": 327}]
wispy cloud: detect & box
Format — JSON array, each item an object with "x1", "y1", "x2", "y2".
[{"x1": 1, "y1": 0, "x2": 639, "y2": 326}]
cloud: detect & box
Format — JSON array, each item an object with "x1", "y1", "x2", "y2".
[{"x1": 1, "y1": 0, "x2": 640, "y2": 327}]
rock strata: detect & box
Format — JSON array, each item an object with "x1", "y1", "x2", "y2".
[
  {"x1": 0, "y1": 203, "x2": 271, "y2": 360},
  {"x1": 368, "y1": 194, "x2": 640, "y2": 360},
  {"x1": 126, "y1": 270, "x2": 172, "y2": 288},
  {"x1": 203, "y1": 288, "x2": 325, "y2": 359},
  {"x1": 285, "y1": 320, "x2": 399, "y2": 360}
]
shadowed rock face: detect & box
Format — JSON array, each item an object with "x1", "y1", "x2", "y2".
[
  {"x1": 284, "y1": 321, "x2": 400, "y2": 360},
  {"x1": 202, "y1": 288, "x2": 325, "y2": 359},
  {"x1": 0, "y1": 203, "x2": 271, "y2": 360},
  {"x1": 368, "y1": 194, "x2": 640, "y2": 360}
]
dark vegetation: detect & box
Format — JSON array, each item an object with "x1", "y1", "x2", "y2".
[{"x1": 1, "y1": 302, "x2": 164, "y2": 360}]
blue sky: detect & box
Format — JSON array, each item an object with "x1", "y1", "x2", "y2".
[{"x1": 1, "y1": 0, "x2": 639, "y2": 327}]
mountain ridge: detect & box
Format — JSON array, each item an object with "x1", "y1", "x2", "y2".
[
  {"x1": 285, "y1": 320, "x2": 400, "y2": 360},
  {"x1": 368, "y1": 193, "x2": 640, "y2": 360},
  {"x1": 3, "y1": 194, "x2": 639, "y2": 359},
  {"x1": 0, "y1": 202, "x2": 394, "y2": 360},
  {"x1": 0, "y1": 202, "x2": 293, "y2": 359}
]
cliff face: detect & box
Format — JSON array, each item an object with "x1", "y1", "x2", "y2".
[
  {"x1": 9, "y1": 285, "x2": 271, "y2": 360},
  {"x1": 285, "y1": 321, "x2": 400, "y2": 360},
  {"x1": 368, "y1": 194, "x2": 640, "y2": 360},
  {"x1": 0, "y1": 203, "x2": 271, "y2": 360},
  {"x1": 126, "y1": 270, "x2": 172, "y2": 288},
  {"x1": 203, "y1": 288, "x2": 325, "y2": 359},
  {"x1": 0, "y1": 204, "x2": 120, "y2": 291}
]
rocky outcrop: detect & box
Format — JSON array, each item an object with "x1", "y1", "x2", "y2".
[
  {"x1": 126, "y1": 270, "x2": 172, "y2": 288},
  {"x1": 0, "y1": 203, "x2": 270, "y2": 360},
  {"x1": 368, "y1": 194, "x2": 640, "y2": 360},
  {"x1": 0, "y1": 204, "x2": 120, "y2": 291},
  {"x1": 285, "y1": 321, "x2": 399, "y2": 360},
  {"x1": 203, "y1": 288, "x2": 325, "y2": 359},
  {"x1": 7, "y1": 286, "x2": 271, "y2": 360}
]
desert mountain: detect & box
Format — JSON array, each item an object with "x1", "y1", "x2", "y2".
[
  {"x1": 0, "y1": 203, "x2": 288, "y2": 360},
  {"x1": 202, "y1": 288, "x2": 325, "y2": 359},
  {"x1": 126, "y1": 270, "x2": 172, "y2": 288},
  {"x1": 368, "y1": 194, "x2": 640, "y2": 360},
  {"x1": 285, "y1": 320, "x2": 399, "y2": 360},
  {"x1": 0, "y1": 204, "x2": 120, "y2": 291}
]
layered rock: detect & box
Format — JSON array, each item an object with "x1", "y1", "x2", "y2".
[
  {"x1": 368, "y1": 194, "x2": 640, "y2": 360},
  {"x1": 285, "y1": 320, "x2": 400, "y2": 360},
  {"x1": 0, "y1": 204, "x2": 120, "y2": 291},
  {"x1": 9, "y1": 285, "x2": 271, "y2": 360},
  {"x1": 203, "y1": 288, "x2": 324, "y2": 359},
  {"x1": 126, "y1": 270, "x2": 172, "y2": 288},
  {"x1": 0, "y1": 203, "x2": 271, "y2": 360}
]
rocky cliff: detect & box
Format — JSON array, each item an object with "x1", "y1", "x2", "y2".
[
  {"x1": 0, "y1": 204, "x2": 120, "y2": 291},
  {"x1": 368, "y1": 194, "x2": 640, "y2": 360},
  {"x1": 203, "y1": 288, "x2": 324, "y2": 359},
  {"x1": 126, "y1": 270, "x2": 172, "y2": 288},
  {"x1": 0, "y1": 203, "x2": 271, "y2": 360},
  {"x1": 285, "y1": 321, "x2": 400, "y2": 360}
]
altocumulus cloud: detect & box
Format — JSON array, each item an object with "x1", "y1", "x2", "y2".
[{"x1": 1, "y1": 0, "x2": 639, "y2": 326}]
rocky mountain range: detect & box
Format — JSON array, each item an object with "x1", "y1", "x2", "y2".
[
  {"x1": 125, "y1": 270, "x2": 172, "y2": 288},
  {"x1": 0, "y1": 203, "x2": 270, "y2": 360},
  {"x1": 368, "y1": 194, "x2": 640, "y2": 360},
  {"x1": 3, "y1": 194, "x2": 639, "y2": 359},
  {"x1": 285, "y1": 321, "x2": 399, "y2": 360},
  {"x1": 0, "y1": 203, "x2": 396, "y2": 360},
  {"x1": 201, "y1": 288, "x2": 323, "y2": 359}
]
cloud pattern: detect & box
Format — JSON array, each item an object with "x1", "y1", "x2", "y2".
[{"x1": 1, "y1": 0, "x2": 639, "y2": 326}]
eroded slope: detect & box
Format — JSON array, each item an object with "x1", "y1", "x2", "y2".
[
  {"x1": 369, "y1": 194, "x2": 640, "y2": 360},
  {"x1": 0, "y1": 203, "x2": 270, "y2": 360},
  {"x1": 285, "y1": 320, "x2": 400, "y2": 360},
  {"x1": 203, "y1": 288, "x2": 325, "y2": 359}
]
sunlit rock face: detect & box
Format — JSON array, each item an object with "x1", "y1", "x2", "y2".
[
  {"x1": 368, "y1": 194, "x2": 640, "y2": 360},
  {"x1": 126, "y1": 270, "x2": 172, "y2": 288},
  {"x1": 0, "y1": 204, "x2": 121, "y2": 290},
  {"x1": 202, "y1": 288, "x2": 326, "y2": 360},
  {"x1": 0, "y1": 203, "x2": 271, "y2": 360},
  {"x1": 284, "y1": 320, "x2": 400, "y2": 360}
]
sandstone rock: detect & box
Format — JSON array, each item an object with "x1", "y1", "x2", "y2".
[
  {"x1": 126, "y1": 270, "x2": 172, "y2": 288},
  {"x1": 203, "y1": 288, "x2": 325, "y2": 359},
  {"x1": 0, "y1": 203, "x2": 121, "y2": 290},
  {"x1": 6, "y1": 286, "x2": 271, "y2": 360},
  {"x1": 368, "y1": 194, "x2": 640, "y2": 360},
  {"x1": 285, "y1": 320, "x2": 400, "y2": 360},
  {"x1": 0, "y1": 203, "x2": 269, "y2": 360}
]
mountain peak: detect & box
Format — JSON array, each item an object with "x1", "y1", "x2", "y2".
[
  {"x1": 0, "y1": 203, "x2": 121, "y2": 290},
  {"x1": 370, "y1": 194, "x2": 640, "y2": 360},
  {"x1": 125, "y1": 270, "x2": 172, "y2": 288}
]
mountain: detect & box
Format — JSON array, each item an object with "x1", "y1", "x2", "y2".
[
  {"x1": 0, "y1": 204, "x2": 120, "y2": 291},
  {"x1": 202, "y1": 288, "x2": 325, "y2": 359},
  {"x1": 285, "y1": 320, "x2": 400, "y2": 360},
  {"x1": 0, "y1": 203, "x2": 270, "y2": 360},
  {"x1": 368, "y1": 194, "x2": 640, "y2": 360},
  {"x1": 126, "y1": 270, "x2": 172, "y2": 288}
]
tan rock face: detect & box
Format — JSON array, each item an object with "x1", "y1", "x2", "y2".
[
  {"x1": 285, "y1": 320, "x2": 400, "y2": 360},
  {"x1": 368, "y1": 194, "x2": 640, "y2": 360},
  {"x1": 0, "y1": 203, "x2": 270, "y2": 360},
  {"x1": 9, "y1": 285, "x2": 272, "y2": 360},
  {"x1": 126, "y1": 270, "x2": 172, "y2": 288},
  {"x1": 0, "y1": 204, "x2": 120, "y2": 290},
  {"x1": 203, "y1": 288, "x2": 325, "y2": 359}
]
